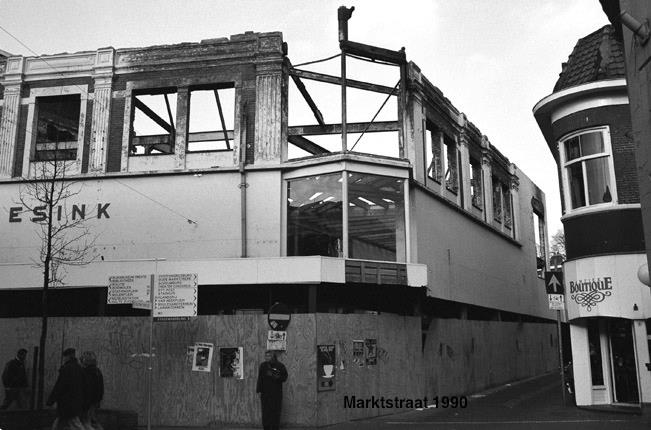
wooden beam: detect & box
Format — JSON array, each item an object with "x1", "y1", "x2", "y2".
[
  {"x1": 289, "y1": 68, "x2": 396, "y2": 95},
  {"x1": 134, "y1": 98, "x2": 174, "y2": 134},
  {"x1": 188, "y1": 130, "x2": 234, "y2": 142},
  {"x1": 213, "y1": 90, "x2": 231, "y2": 149},
  {"x1": 288, "y1": 121, "x2": 398, "y2": 136},
  {"x1": 288, "y1": 135, "x2": 330, "y2": 155},
  {"x1": 341, "y1": 40, "x2": 406, "y2": 65},
  {"x1": 290, "y1": 74, "x2": 325, "y2": 126}
]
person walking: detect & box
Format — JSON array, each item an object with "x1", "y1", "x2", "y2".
[
  {"x1": 1, "y1": 348, "x2": 28, "y2": 410},
  {"x1": 46, "y1": 348, "x2": 85, "y2": 430},
  {"x1": 80, "y1": 351, "x2": 104, "y2": 430},
  {"x1": 256, "y1": 351, "x2": 288, "y2": 430}
]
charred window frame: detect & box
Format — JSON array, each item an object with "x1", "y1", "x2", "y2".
[
  {"x1": 443, "y1": 136, "x2": 458, "y2": 193},
  {"x1": 532, "y1": 203, "x2": 546, "y2": 278},
  {"x1": 33, "y1": 94, "x2": 81, "y2": 162},
  {"x1": 130, "y1": 88, "x2": 177, "y2": 156},
  {"x1": 469, "y1": 156, "x2": 483, "y2": 209},
  {"x1": 493, "y1": 176, "x2": 503, "y2": 223},
  {"x1": 187, "y1": 84, "x2": 235, "y2": 152},
  {"x1": 425, "y1": 123, "x2": 442, "y2": 182}
]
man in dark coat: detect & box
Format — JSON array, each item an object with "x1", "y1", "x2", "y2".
[
  {"x1": 256, "y1": 351, "x2": 288, "y2": 430},
  {"x1": 80, "y1": 351, "x2": 104, "y2": 430},
  {"x1": 1, "y1": 348, "x2": 28, "y2": 410},
  {"x1": 46, "y1": 348, "x2": 85, "y2": 430}
]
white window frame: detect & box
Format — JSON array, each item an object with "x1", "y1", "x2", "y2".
[{"x1": 558, "y1": 126, "x2": 618, "y2": 216}]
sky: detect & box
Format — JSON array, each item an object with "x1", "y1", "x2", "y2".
[{"x1": 0, "y1": 0, "x2": 609, "y2": 236}]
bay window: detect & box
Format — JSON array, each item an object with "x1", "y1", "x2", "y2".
[
  {"x1": 561, "y1": 128, "x2": 615, "y2": 211},
  {"x1": 287, "y1": 171, "x2": 406, "y2": 262}
]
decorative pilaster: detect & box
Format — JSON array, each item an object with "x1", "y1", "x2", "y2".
[
  {"x1": 509, "y1": 163, "x2": 520, "y2": 240},
  {"x1": 254, "y1": 65, "x2": 284, "y2": 165},
  {"x1": 89, "y1": 48, "x2": 114, "y2": 173},
  {"x1": 458, "y1": 128, "x2": 471, "y2": 210},
  {"x1": 0, "y1": 56, "x2": 24, "y2": 178}
]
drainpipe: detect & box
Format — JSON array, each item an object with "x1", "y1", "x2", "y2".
[{"x1": 240, "y1": 105, "x2": 248, "y2": 258}]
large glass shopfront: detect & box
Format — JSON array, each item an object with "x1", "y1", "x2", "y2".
[{"x1": 287, "y1": 171, "x2": 406, "y2": 262}]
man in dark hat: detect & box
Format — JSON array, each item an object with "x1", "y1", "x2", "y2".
[
  {"x1": 256, "y1": 351, "x2": 288, "y2": 430},
  {"x1": 47, "y1": 348, "x2": 85, "y2": 429},
  {"x1": 1, "y1": 348, "x2": 28, "y2": 410}
]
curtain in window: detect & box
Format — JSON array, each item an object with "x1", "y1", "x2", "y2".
[{"x1": 585, "y1": 157, "x2": 612, "y2": 204}]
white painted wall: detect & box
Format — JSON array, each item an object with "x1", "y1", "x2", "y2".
[{"x1": 413, "y1": 171, "x2": 553, "y2": 319}]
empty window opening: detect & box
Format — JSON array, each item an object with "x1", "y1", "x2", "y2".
[
  {"x1": 130, "y1": 89, "x2": 177, "y2": 155},
  {"x1": 34, "y1": 94, "x2": 81, "y2": 161},
  {"x1": 188, "y1": 86, "x2": 235, "y2": 152}
]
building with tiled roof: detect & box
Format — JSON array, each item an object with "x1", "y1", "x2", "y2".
[
  {"x1": 534, "y1": 25, "x2": 651, "y2": 407},
  {"x1": 554, "y1": 25, "x2": 626, "y2": 92}
]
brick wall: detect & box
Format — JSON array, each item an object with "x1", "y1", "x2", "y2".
[{"x1": 106, "y1": 97, "x2": 125, "y2": 172}]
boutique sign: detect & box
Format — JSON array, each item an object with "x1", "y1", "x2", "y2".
[
  {"x1": 563, "y1": 254, "x2": 650, "y2": 320},
  {"x1": 569, "y1": 277, "x2": 613, "y2": 311}
]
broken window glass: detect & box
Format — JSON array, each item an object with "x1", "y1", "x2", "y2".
[
  {"x1": 34, "y1": 94, "x2": 80, "y2": 161},
  {"x1": 188, "y1": 86, "x2": 235, "y2": 152},
  {"x1": 130, "y1": 89, "x2": 177, "y2": 155}
]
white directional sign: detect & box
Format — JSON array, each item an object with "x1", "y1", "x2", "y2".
[
  {"x1": 154, "y1": 273, "x2": 198, "y2": 319},
  {"x1": 108, "y1": 275, "x2": 150, "y2": 304},
  {"x1": 548, "y1": 293, "x2": 565, "y2": 310}
]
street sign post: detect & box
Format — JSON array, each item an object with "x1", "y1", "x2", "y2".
[{"x1": 545, "y1": 270, "x2": 567, "y2": 405}]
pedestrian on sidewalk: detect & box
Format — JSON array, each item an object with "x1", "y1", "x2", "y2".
[
  {"x1": 256, "y1": 351, "x2": 288, "y2": 430},
  {"x1": 0, "y1": 348, "x2": 28, "y2": 410},
  {"x1": 80, "y1": 351, "x2": 104, "y2": 430},
  {"x1": 47, "y1": 348, "x2": 85, "y2": 430}
]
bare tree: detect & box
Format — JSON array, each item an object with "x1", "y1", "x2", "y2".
[
  {"x1": 550, "y1": 228, "x2": 566, "y2": 257},
  {"x1": 18, "y1": 155, "x2": 96, "y2": 409}
]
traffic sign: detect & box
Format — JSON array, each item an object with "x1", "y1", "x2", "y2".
[
  {"x1": 548, "y1": 293, "x2": 565, "y2": 310},
  {"x1": 545, "y1": 271, "x2": 564, "y2": 294},
  {"x1": 268, "y1": 302, "x2": 291, "y2": 331}
]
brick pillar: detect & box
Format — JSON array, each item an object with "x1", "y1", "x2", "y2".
[{"x1": 0, "y1": 57, "x2": 24, "y2": 178}]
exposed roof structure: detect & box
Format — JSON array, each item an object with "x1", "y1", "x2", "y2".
[{"x1": 554, "y1": 25, "x2": 625, "y2": 92}]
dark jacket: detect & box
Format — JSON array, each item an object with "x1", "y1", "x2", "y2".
[
  {"x1": 47, "y1": 358, "x2": 84, "y2": 418},
  {"x1": 82, "y1": 365, "x2": 104, "y2": 409},
  {"x1": 256, "y1": 360, "x2": 288, "y2": 397},
  {"x1": 2, "y1": 358, "x2": 27, "y2": 388}
]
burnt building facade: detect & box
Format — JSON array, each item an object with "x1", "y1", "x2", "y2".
[{"x1": 0, "y1": 27, "x2": 557, "y2": 426}]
